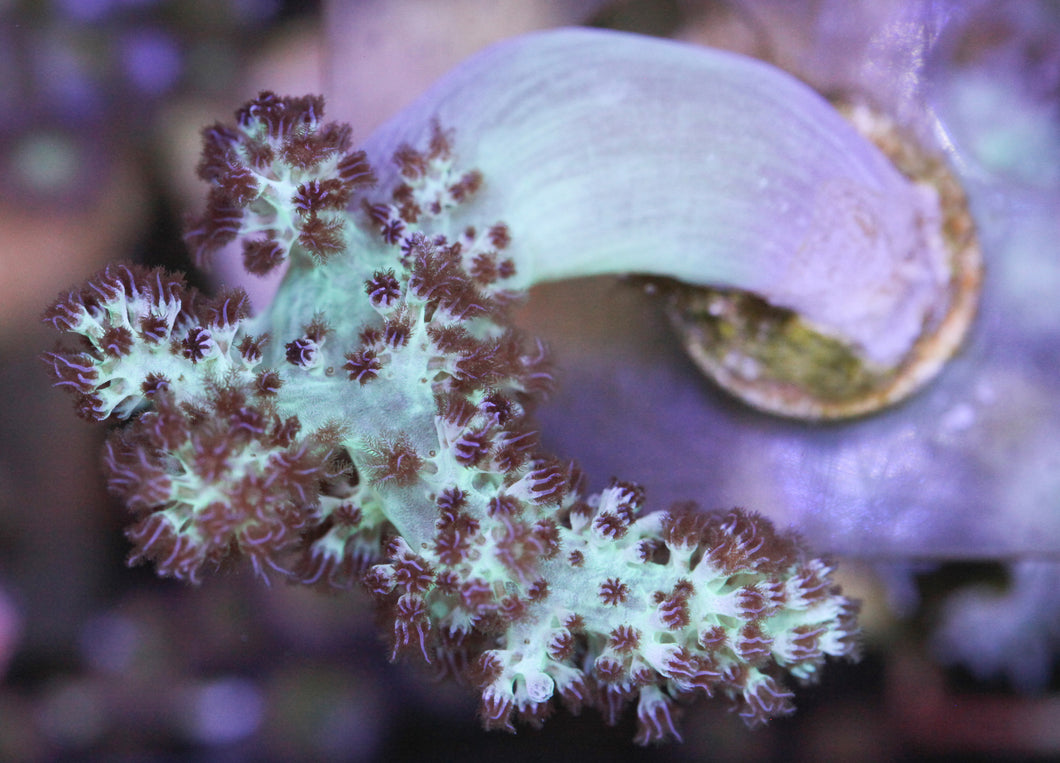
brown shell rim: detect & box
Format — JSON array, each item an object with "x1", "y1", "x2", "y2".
[{"x1": 668, "y1": 104, "x2": 983, "y2": 421}]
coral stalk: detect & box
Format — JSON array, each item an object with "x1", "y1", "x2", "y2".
[{"x1": 358, "y1": 28, "x2": 979, "y2": 418}]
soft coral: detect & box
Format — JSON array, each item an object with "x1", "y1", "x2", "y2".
[{"x1": 43, "y1": 85, "x2": 860, "y2": 743}]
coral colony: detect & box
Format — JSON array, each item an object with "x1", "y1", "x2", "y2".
[{"x1": 44, "y1": 86, "x2": 860, "y2": 742}]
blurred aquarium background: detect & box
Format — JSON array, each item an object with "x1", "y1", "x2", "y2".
[{"x1": 2, "y1": 1, "x2": 1060, "y2": 760}]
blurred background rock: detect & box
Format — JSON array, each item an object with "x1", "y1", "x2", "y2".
[{"x1": 2, "y1": 1, "x2": 1060, "y2": 760}]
